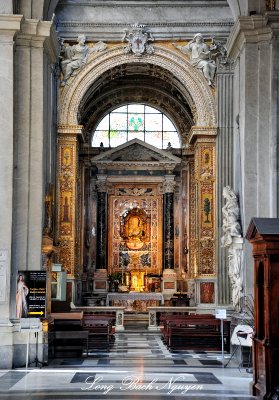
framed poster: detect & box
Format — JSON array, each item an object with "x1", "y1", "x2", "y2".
[{"x1": 16, "y1": 271, "x2": 46, "y2": 318}]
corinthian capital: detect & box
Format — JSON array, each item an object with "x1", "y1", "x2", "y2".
[
  {"x1": 96, "y1": 175, "x2": 108, "y2": 192},
  {"x1": 162, "y1": 175, "x2": 176, "y2": 193}
]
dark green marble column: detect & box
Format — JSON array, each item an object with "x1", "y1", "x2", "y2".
[
  {"x1": 96, "y1": 178, "x2": 107, "y2": 269},
  {"x1": 163, "y1": 176, "x2": 175, "y2": 269}
]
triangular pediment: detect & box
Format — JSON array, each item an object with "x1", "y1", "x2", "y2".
[{"x1": 91, "y1": 139, "x2": 181, "y2": 169}]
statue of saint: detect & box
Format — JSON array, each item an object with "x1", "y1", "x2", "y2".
[{"x1": 174, "y1": 33, "x2": 216, "y2": 86}]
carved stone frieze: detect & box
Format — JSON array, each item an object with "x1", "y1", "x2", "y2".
[{"x1": 117, "y1": 187, "x2": 154, "y2": 196}]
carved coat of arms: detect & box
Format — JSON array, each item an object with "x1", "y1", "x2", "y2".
[{"x1": 122, "y1": 24, "x2": 154, "y2": 56}]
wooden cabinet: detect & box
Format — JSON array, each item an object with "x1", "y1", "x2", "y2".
[{"x1": 246, "y1": 218, "x2": 279, "y2": 399}]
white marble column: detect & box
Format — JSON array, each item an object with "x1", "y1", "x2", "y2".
[
  {"x1": 0, "y1": 14, "x2": 22, "y2": 368},
  {"x1": 0, "y1": 15, "x2": 22, "y2": 319},
  {"x1": 13, "y1": 20, "x2": 59, "y2": 272},
  {"x1": 227, "y1": 14, "x2": 279, "y2": 295}
]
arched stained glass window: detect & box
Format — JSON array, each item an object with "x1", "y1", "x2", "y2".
[{"x1": 91, "y1": 104, "x2": 181, "y2": 149}]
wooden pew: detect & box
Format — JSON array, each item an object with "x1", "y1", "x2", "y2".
[
  {"x1": 161, "y1": 314, "x2": 215, "y2": 344},
  {"x1": 82, "y1": 315, "x2": 115, "y2": 349},
  {"x1": 167, "y1": 317, "x2": 230, "y2": 352}
]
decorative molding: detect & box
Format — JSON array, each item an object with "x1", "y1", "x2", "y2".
[
  {"x1": 57, "y1": 1, "x2": 230, "y2": 9},
  {"x1": 188, "y1": 126, "x2": 217, "y2": 144},
  {"x1": 226, "y1": 15, "x2": 273, "y2": 60},
  {"x1": 56, "y1": 127, "x2": 81, "y2": 276},
  {"x1": 194, "y1": 141, "x2": 216, "y2": 277},
  {"x1": 0, "y1": 14, "x2": 22, "y2": 31},
  {"x1": 58, "y1": 44, "x2": 216, "y2": 128},
  {"x1": 91, "y1": 138, "x2": 181, "y2": 172}
]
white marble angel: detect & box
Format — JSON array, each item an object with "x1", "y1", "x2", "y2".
[
  {"x1": 173, "y1": 33, "x2": 216, "y2": 86},
  {"x1": 60, "y1": 35, "x2": 107, "y2": 86}
]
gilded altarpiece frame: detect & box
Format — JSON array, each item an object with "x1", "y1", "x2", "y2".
[{"x1": 108, "y1": 184, "x2": 163, "y2": 276}]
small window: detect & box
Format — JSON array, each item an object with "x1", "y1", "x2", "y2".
[{"x1": 92, "y1": 104, "x2": 180, "y2": 149}]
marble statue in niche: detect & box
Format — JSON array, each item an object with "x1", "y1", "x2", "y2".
[
  {"x1": 60, "y1": 35, "x2": 107, "y2": 86},
  {"x1": 173, "y1": 33, "x2": 216, "y2": 86},
  {"x1": 122, "y1": 24, "x2": 154, "y2": 56}
]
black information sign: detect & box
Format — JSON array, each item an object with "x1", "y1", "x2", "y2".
[{"x1": 16, "y1": 271, "x2": 46, "y2": 318}]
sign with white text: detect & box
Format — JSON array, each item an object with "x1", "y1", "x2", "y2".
[
  {"x1": 16, "y1": 271, "x2": 46, "y2": 318},
  {"x1": 215, "y1": 308, "x2": 227, "y2": 319}
]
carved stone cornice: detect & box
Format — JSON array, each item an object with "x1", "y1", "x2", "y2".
[
  {"x1": 58, "y1": 124, "x2": 85, "y2": 142},
  {"x1": 227, "y1": 15, "x2": 273, "y2": 60},
  {"x1": 15, "y1": 18, "x2": 60, "y2": 63},
  {"x1": 188, "y1": 126, "x2": 217, "y2": 144},
  {"x1": 0, "y1": 14, "x2": 23, "y2": 42}
]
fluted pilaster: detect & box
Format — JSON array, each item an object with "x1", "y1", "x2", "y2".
[{"x1": 216, "y1": 61, "x2": 234, "y2": 305}]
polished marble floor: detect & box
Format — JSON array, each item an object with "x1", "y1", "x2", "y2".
[{"x1": 0, "y1": 331, "x2": 257, "y2": 400}]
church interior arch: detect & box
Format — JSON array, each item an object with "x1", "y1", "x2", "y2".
[{"x1": 55, "y1": 35, "x2": 219, "y2": 311}]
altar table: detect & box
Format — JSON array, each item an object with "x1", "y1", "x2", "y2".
[{"x1": 106, "y1": 292, "x2": 164, "y2": 309}]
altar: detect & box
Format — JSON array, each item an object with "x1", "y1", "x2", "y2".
[{"x1": 106, "y1": 292, "x2": 164, "y2": 311}]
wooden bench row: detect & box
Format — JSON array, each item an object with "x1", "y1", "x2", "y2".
[
  {"x1": 49, "y1": 313, "x2": 116, "y2": 357},
  {"x1": 161, "y1": 314, "x2": 230, "y2": 352}
]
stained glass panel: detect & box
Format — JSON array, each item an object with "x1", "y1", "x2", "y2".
[
  {"x1": 128, "y1": 104, "x2": 144, "y2": 113},
  {"x1": 163, "y1": 115, "x2": 176, "y2": 131},
  {"x1": 145, "y1": 131, "x2": 162, "y2": 148},
  {"x1": 145, "y1": 113, "x2": 162, "y2": 131},
  {"x1": 145, "y1": 105, "x2": 160, "y2": 113},
  {"x1": 110, "y1": 131, "x2": 127, "y2": 147},
  {"x1": 128, "y1": 130, "x2": 144, "y2": 141},
  {"x1": 91, "y1": 104, "x2": 180, "y2": 149},
  {"x1": 163, "y1": 131, "x2": 181, "y2": 148},
  {"x1": 128, "y1": 114, "x2": 144, "y2": 131},
  {"x1": 110, "y1": 113, "x2": 127, "y2": 131},
  {"x1": 92, "y1": 131, "x2": 110, "y2": 147},
  {"x1": 114, "y1": 105, "x2": 127, "y2": 113},
  {"x1": 96, "y1": 115, "x2": 109, "y2": 131}
]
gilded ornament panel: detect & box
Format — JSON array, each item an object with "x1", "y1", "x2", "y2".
[
  {"x1": 56, "y1": 131, "x2": 80, "y2": 278},
  {"x1": 194, "y1": 141, "x2": 216, "y2": 277},
  {"x1": 188, "y1": 159, "x2": 196, "y2": 278}
]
